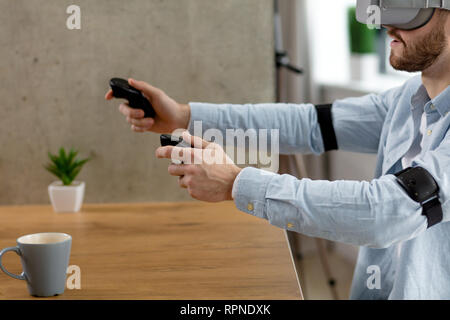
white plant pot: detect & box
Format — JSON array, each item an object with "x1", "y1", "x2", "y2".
[
  {"x1": 48, "y1": 181, "x2": 85, "y2": 213},
  {"x1": 350, "y1": 53, "x2": 379, "y2": 81}
]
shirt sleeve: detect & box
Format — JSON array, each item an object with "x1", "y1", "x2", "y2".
[
  {"x1": 188, "y1": 86, "x2": 398, "y2": 156},
  {"x1": 332, "y1": 93, "x2": 389, "y2": 153},
  {"x1": 233, "y1": 165, "x2": 432, "y2": 249},
  {"x1": 188, "y1": 102, "x2": 325, "y2": 155},
  {"x1": 234, "y1": 128, "x2": 450, "y2": 248}
]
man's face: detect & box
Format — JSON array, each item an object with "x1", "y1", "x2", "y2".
[{"x1": 386, "y1": 10, "x2": 449, "y2": 72}]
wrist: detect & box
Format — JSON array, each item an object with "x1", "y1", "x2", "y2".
[
  {"x1": 227, "y1": 166, "x2": 242, "y2": 201},
  {"x1": 179, "y1": 103, "x2": 191, "y2": 130}
]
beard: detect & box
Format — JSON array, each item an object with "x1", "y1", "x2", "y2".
[{"x1": 388, "y1": 22, "x2": 446, "y2": 72}]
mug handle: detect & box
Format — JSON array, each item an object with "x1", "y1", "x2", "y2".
[{"x1": 0, "y1": 247, "x2": 26, "y2": 280}]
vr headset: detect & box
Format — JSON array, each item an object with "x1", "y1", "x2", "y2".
[{"x1": 356, "y1": 0, "x2": 450, "y2": 30}]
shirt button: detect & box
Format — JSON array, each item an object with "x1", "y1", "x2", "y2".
[
  {"x1": 247, "y1": 203, "x2": 254, "y2": 211},
  {"x1": 427, "y1": 129, "x2": 433, "y2": 136},
  {"x1": 430, "y1": 104, "x2": 436, "y2": 110}
]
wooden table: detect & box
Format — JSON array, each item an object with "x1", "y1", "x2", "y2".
[{"x1": 0, "y1": 202, "x2": 302, "y2": 300}]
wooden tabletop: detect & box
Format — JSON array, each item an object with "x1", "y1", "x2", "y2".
[{"x1": 0, "y1": 202, "x2": 302, "y2": 300}]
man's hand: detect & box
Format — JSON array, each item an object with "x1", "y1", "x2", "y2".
[
  {"x1": 156, "y1": 132, "x2": 242, "y2": 202},
  {"x1": 105, "y1": 79, "x2": 191, "y2": 133}
]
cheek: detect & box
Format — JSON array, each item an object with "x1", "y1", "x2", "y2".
[
  {"x1": 399, "y1": 25, "x2": 430, "y2": 45},
  {"x1": 444, "y1": 11, "x2": 450, "y2": 29},
  {"x1": 402, "y1": 33, "x2": 423, "y2": 48},
  {"x1": 401, "y1": 33, "x2": 415, "y2": 45}
]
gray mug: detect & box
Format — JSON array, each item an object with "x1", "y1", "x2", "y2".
[{"x1": 0, "y1": 232, "x2": 72, "y2": 297}]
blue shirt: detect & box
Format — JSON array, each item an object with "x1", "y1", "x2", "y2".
[{"x1": 188, "y1": 75, "x2": 450, "y2": 299}]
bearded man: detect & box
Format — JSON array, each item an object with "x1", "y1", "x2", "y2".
[{"x1": 107, "y1": 8, "x2": 450, "y2": 299}]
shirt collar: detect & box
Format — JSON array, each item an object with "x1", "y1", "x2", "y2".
[
  {"x1": 432, "y1": 85, "x2": 450, "y2": 117},
  {"x1": 410, "y1": 84, "x2": 430, "y2": 111},
  {"x1": 411, "y1": 84, "x2": 450, "y2": 117}
]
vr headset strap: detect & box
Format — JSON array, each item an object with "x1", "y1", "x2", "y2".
[{"x1": 381, "y1": 0, "x2": 450, "y2": 10}]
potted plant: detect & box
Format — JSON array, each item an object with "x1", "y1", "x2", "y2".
[
  {"x1": 45, "y1": 148, "x2": 90, "y2": 213},
  {"x1": 348, "y1": 6, "x2": 378, "y2": 81}
]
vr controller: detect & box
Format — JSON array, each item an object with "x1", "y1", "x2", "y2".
[
  {"x1": 109, "y1": 78, "x2": 156, "y2": 118},
  {"x1": 160, "y1": 134, "x2": 191, "y2": 148},
  {"x1": 160, "y1": 134, "x2": 191, "y2": 165}
]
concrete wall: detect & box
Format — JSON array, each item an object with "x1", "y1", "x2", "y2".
[{"x1": 0, "y1": 0, "x2": 275, "y2": 205}]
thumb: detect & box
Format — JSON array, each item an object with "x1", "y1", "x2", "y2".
[{"x1": 128, "y1": 78, "x2": 161, "y2": 101}]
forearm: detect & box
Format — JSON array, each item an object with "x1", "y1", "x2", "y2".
[
  {"x1": 233, "y1": 167, "x2": 427, "y2": 248},
  {"x1": 187, "y1": 102, "x2": 325, "y2": 155}
]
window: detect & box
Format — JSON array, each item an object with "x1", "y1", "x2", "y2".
[{"x1": 305, "y1": 0, "x2": 415, "y2": 91}]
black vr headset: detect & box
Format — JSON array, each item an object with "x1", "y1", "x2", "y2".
[{"x1": 356, "y1": 0, "x2": 450, "y2": 30}]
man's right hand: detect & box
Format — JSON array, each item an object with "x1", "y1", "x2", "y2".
[{"x1": 105, "y1": 79, "x2": 191, "y2": 133}]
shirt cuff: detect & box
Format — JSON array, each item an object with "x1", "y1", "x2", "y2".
[
  {"x1": 231, "y1": 169, "x2": 244, "y2": 199},
  {"x1": 187, "y1": 102, "x2": 218, "y2": 134},
  {"x1": 232, "y1": 167, "x2": 277, "y2": 220}
]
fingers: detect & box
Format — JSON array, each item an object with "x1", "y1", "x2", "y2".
[
  {"x1": 182, "y1": 131, "x2": 211, "y2": 149},
  {"x1": 118, "y1": 103, "x2": 148, "y2": 132},
  {"x1": 105, "y1": 90, "x2": 114, "y2": 100},
  {"x1": 127, "y1": 116, "x2": 154, "y2": 129},
  {"x1": 168, "y1": 164, "x2": 189, "y2": 176},
  {"x1": 178, "y1": 176, "x2": 188, "y2": 189},
  {"x1": 119, "y1": 103, "x2": 145, "y2": 119},
  {"x1": 156, "y1": 146, "x2": 174, "y2": 159},
  {"x1": 131, "y1": 125, "x2": 148, "y2": 133},
  {"x1": 128, "y1": 78, "x2": 161, "y2": 101},
  {"x1": 156, "y1": 146, "x2": 195, "y2": 163},
  {"x1": 168, "y1": 164, "x2": 194, "y2": 190}
]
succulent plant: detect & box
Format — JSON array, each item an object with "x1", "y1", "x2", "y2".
[{"x1": 45, "y1": 148, "x2": 90, "y2": 186}]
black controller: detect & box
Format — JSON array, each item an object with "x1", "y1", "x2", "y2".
[
  {"x1": 109, "y1": 78, "x2": 156, "y2": 118},
  {"x1": 160, "y1": 134, "x2": 191, "y2": 164},
  {"x1": 160, "y1": 134, "x2": 191, "y2": 148}
]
